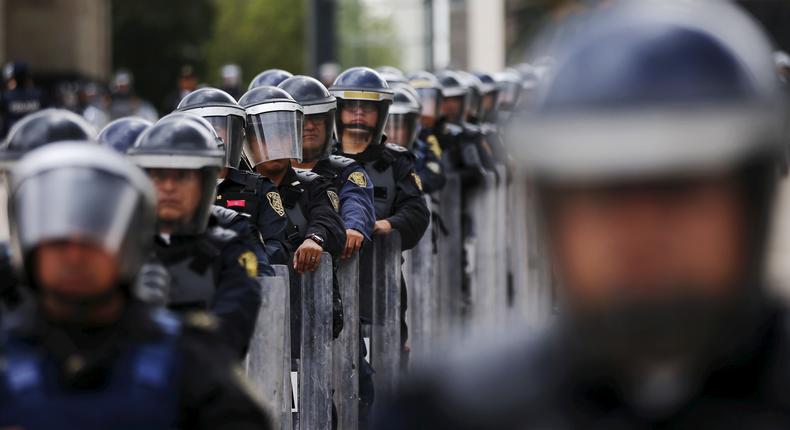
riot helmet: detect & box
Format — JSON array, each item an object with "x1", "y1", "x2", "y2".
[
  {"x1": 376, "y1": 66, "x2": 408, "y2": 86},
  {"x1": 238, "y1": 86, "x2": 304, "y2": 165},
  {"x1": 278, "y1": 75, "x2": 336, "y2": 162},
  {"x1": 9, "y1": 142, "x2": 157, "y2": 286},
  {"x1": 494, "y1": 68, "x2": 524, "y2": 116},
  {"x1": 248, "y1": 69, "x2": 294, "y2": 91},
  {"x1": 436, "y1": 71, "x2": 469, "y2": 125},
  {"x1": 127, "y1": 116, "x2": 224, "y2": 235},
  {"x1": 474, "y1": 72, "x2": 500, "y2": 123},
  {"x1": 177, "y1": 87, "x2": 246, "y2": 168},
  {"x1": 98, "y1": 117, "x2": 153, "y2": 154},
  {"x1": 330, "y1": 67, "x2": 394, "y2": 147},
  {"x1": 455, "y1": 70, "x2": 484, "y2": 121},
  {"x1": 384, "y1": 84, "x2": 422, "y2": 150},
  {"x1": 1, "y1": 108, "x2": 96, "y2": 169},
  {"x1": 409, "y1": 70, "x2": 445, "y2": 125}
]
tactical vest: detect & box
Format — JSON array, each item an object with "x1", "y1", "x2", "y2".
[
  {"x1": 280, "y1": 169, "x2": 323, "y2": 245},
  {"x1": 216, "y1": 168, "x2": 267, "y2": 222},
  {"x1": 364, "y1": 144, "x2": 403, "y2": 219},
  {"x1": 156, "y1": 227, "x2": 233, "y2": 311},
  {"x1": 0, "y1": 310, "x2": 181, "y2": 430}
]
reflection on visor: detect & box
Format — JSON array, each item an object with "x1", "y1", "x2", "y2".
[
  {"x1": 14, "y1": 168, "x2": 141, "y2": 254},
  {"x1": 244, "y1": 110, "x2": 304, "y2": 165},
  {"x1": 205, "y1": 115, "x2": 245, "y2": 168},
  {"x1": 384, "y1": 113, "x2": 419, "y2": 150}
]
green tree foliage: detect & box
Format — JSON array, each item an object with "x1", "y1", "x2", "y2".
[
  {"x1": 204, "y1": 0, "x2": 306, "y2": 87},
  {"x1": 112, "y1": 0, "x2": 214, "y2": 112},
  {"x1": 337, "y1": 0, "x2": 401, "y2": 69}
]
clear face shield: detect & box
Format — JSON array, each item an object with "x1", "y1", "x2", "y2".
[
  {"x1": 465, "y1": 88, "x2": 481, "y2": 120},
  {"x1": 243, "y1": 106, "x2": 304, "y2": 165},
  {"x1": 384, "y1": 112, "x2": 420, "y2": 150},
  {"x1": 205, "y1": 115, "x2": 245, "y2": 168},
  {"x1": 416, "y1": 88, "x2": 442, "y2": 120},
  {"x1": 302, "y1": 110, "x2": 335, "y2": 162},
  {"x1": 480, "y1": 91, "x2": 500, "y2": 123},
  {"x1": 497, "y1": 81, "x2": 522, "y2": 112},
  {"x1": 12, "y1": 168, "x2": 148, "y2": 258},
  {"x1": 442, "y1": 95, "x2": 468, "y2": 124},
  {"x1": 336, "y1": 99, "x2": 389, "y2": 146}
]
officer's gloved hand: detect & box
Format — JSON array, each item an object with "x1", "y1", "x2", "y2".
[{"x1": 135, "y1": 262, "x2": 171, "y2": 307}]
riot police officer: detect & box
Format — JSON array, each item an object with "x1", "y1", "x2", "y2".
[
  {"x1": 248, "y1": 69, "x2": 294, "y2": 91},
  {"x1": 1, "y1": 62, "x2": 45, "y2": 137},
  {"x1": 238, "y1": 86, "x2": 346, "y2": 268},
  {"x1": 385, "y1": 83, "x2": 445, "y2": 194},
  {"x1": 97, "y1": 117, "x2": 152, "y2": 154},
  {"x1": 0, "y1": 142, "x2": 270, "y2": 429},
  {"x1": 177, "y1": 87, "x2": 292, "y2": 265},
  {"x1": 279, "y1": 75, "x2": 376, "y2": 259},
  {"x1": 128, "y1": 116, "x2": 262, "y2": 357},
  {"x1": 379, "y1": 2, "x2": 790, "y2": 428},
  {"x1": 493, "y1": 68, "x2": 524, "y2": 123}
]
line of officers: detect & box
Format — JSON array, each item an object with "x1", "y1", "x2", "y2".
[{"x1": 0, "y1": 62, "x2": 527, "y2": 428}]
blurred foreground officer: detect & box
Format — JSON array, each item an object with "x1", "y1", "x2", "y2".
[
  {"x1": 379, "y1": 2, "x2": 790, "y2": 428},
  {"x1": 129, "y1": 117, "x2": 262, "y2": 357},
  {"x1": 0, "y1": 143, "x2": 270, "y2": 429}
]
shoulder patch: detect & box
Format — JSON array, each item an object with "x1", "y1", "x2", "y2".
[
  {"x1": 385, "y1": 142, "x2": 408, "y2": 153},
  {"x1": 237, "y1": 250, "x2": 259, "y2": 278},
  {"x1": 266, "y1": 192, "x2": 286, "y2": 217},
  {"x1": 412, "y1": 172, "x2": 424, "y2": 192},
  {"x1": 184, "y1": 311, "x2": 219, "y2": 332},
  {"x1": 348, "y1": 171, "x2": 368, "y2": 187},
  {"x1": 426, "y1": 134, "x2": 442, "y2": 158},
  {"x1": 327, "y1": 190, "x2": 340, "y2": 213}
]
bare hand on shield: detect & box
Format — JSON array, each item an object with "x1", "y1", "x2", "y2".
[
  {"x1": 342, "y1": 229, "x2": 365, "y2": 260},
  {"x1": 294, "y1": 238, "x2": 323, "y2": 273},
  {"x1": 374, "y1": 219, "x2": 393, "y2": 235}
]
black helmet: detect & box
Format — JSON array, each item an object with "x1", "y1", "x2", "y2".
[
  {"x1": 279, "y1": 75, "x2": 336, "y2": 162},
  {"x1": 330, "y1": 67, "x2": 394, "y2": 146},
  {"x1": 98, "y1": 117, "x2": 153, "y2": 154},
  {"x1": 376, "y1": 66, "x2": 408, "y2": 86},
  {"x1": 409, "y1": 70, "x2": 444, "y2": 121},
  {"x1": 474, "y1": 72, "x2": 500, "y2": 123},
  {"x1": 128, "y1": 117, "x2": 224, "y2": 234},
  {"x1": 494, "y1": 68, "x2": 524, "y2": 116},
  {"x1": 455, "y1": 71, "x2": 484, "y2": 121},
  {"x1": 176, "y1": 87, "x2": 246, "y2": 168},
  {"x1": 3, "y1": 61, "x2": 30, "y2": 83},
  {"x1": 9, "y1": 142, "x2": 156, "y2": 286},
  {"x1": 436, "y1": 71, "x2": 469, "y2": 124},
  {"x1": 384, "y1": 84, "x2": 421, "y2": 150},
  {"x1": 239, "y1": 86, "x2": 304, "y2": 165},
  {"x1": 248, "y1": 69, "x2": 294, "y2": 91},
  {"x1": 511, "y1": 1, "x2": 785, "y2": 182},
  {"x1": 1, "y1": 108, "x2": 96, "y2": 169}
]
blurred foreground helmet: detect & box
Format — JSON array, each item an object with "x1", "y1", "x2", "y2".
[
  {"x1": 177, "y1": 87, "x2": 246, "y2": 168},
  {"x1": 98, "y1": 117, "x2": 152, "y2": 154},
  {"x1": 248, "y1": 69, "x2": 293, "y2": 91},
  {"x1": 128, "y1": 117, "x2": 224, "y2": 234},
  {"x1": 239, "y1": 86, "x2": 304, "y2": 165},
  {"x1": 278, "y1": 75, "x2": 336, "y2": 162},
  {"x1": 510, "y1": 0, "x2": 786, "y2": 181},
  {"x1": 409, "y1": 70, "x2": 444, "y2": 121},
  {"x1": 9, "y1": 143, "x2": 156, "y2": 285},
  {"x1": 1, "y1": 108, "x2": 96, "y2": 169},
  {"x1": 330, "y1": 67, "x2": 393, "y2": 146},
  {"x1": 384, "y1": 85, "x2": 421, "y2": 150}
]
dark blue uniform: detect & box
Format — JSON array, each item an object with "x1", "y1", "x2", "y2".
[
  {"x1": 413, "y1": 129, "x2": 447, "y2": 195},
  {"x1": 1, "y1": 86, "x2": 45, "y2": 137},
  {"x1": 211, "y1": 205, "x2": 274, "y2": 276},
  {"x1": 153, "y1": 224, "x2": 261, "y2": 358},
  {"x1": 0, "y1": 303, "x2": 270, "y2": 430},
  {"x1": 311, "y1": 154, "x2": 376, "y2": 240}
]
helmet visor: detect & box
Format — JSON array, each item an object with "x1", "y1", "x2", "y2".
[
  {"x1": 384, "y1": 113, "x2": 419, "y2": 150},
  {"x1": 416, "y1": 88, "x2": 442, "y2": 119},
  {"x1": 302, "y1": 111, "x2": 335, "y2": 162},
  {"x1": 205, "y1": 115, "x2": 245, "y2": 168},
  {"x1": 336, "y1": 99, "x2": 389, "y2": 146},
  {"x1": 497, "y1": 81, "x2": 522, "y2": 111},
  {"x1": 12, "y1": 168, "x2": 143, "y2": 255},
  {"x1": 244, "y1": 110, "x2": 304, "y2": 165}
]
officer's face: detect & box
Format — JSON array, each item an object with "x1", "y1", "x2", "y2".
[
  {"x1": 546, "y1": 175, "x2": 747, "y2": 311},
  {"x1": 341, "y1": 102, "x2": 379, "y2": 143},
  {"x1": 303, "y1": 114, "x2": 328, "y2": 153},
  {"x1": 441, "y1": 96, "x2": 464, "y2": 123},
  {"x1": 36, "y1": 240, "x2": 119, "y2": 309},
  {"x1": 148, "y1": 169, "x2": 203, "y2": 231}
]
